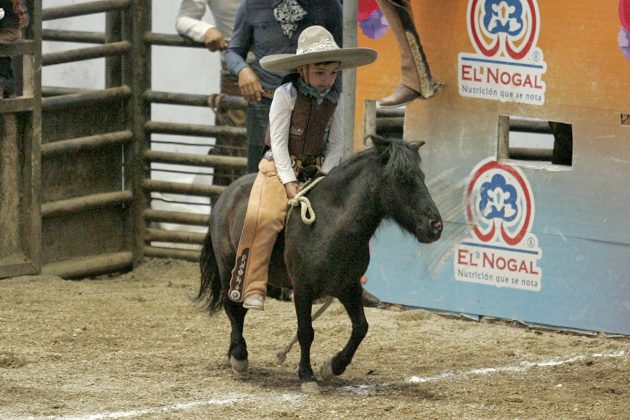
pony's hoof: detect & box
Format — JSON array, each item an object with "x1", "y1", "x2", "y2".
[
  {"x1": 319, "y1": 358, "x2": 335, "y2": 383},
  {"x1": 230, "y1": 355, "x2": 249, "y2": 378},
  {"x1": 300, "y1": 380, "x2": 320, "y2": 394},
  {"x1": 276, "y1": 349, "x2": 287, "y2": 364}
]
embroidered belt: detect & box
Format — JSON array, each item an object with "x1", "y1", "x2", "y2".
[{"x1": 261, "y1": 151, "x2": 321, "y2": 182}]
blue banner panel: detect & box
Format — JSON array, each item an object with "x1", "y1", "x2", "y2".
[{"x1": 366, "y1": 221, "x2": 630, "y2": 336}]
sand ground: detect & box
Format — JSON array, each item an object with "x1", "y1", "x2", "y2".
[{"x1": 1, "y1": 258, "x2": 628, "y2": 419}]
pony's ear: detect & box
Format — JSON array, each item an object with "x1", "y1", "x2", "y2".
[
  {"x1": 364, "y1": 134, "x2": 391, "y2": 158},
  {"x1": 364, "y1": 134, "x2": 387, "y2": 147},
  {"x1": 409, "y1": 141, "x2": 426, "y2": 152}
]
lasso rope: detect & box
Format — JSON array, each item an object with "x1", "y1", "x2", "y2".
[{"x1": 287, "y1": 176, "x2": 325, "y2": 225}]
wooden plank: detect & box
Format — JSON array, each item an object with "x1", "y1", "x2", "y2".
[
  {"x1": 144, "y1": 246, "x2": 200, "y2": 262},
  {"x1": 142, "y1": 179, "x2": 224, "y2": 197},
  {"x1": 42, "y1": 0, "x2": 131, "y2": 21},
  {"x1": 145, "y1": 228, "x2": 206, "y2": 245},
  {"x1": 129, "y1": 0, "x2": 152, "y2": 267},
  {"x1": 143, "y1": 209, "x2": 208, "y2": 226},
  {"x1": 42, "y1": 191, "x2": 133, "y2": 217},
  {"x1": 144, "y1": 149, "x2": 246, "y2": 169},
  {"x1": 0, "y1": 97, "x2": 35, "y2": 114},
  {"x1": 41, "y1": 252, "x2": 133, "y2": 279},
  {"x1": 0, "y1": 112, "x2": 40, "y2": 279},
  {"x1": 0, "y1": 261, "x2": 38, "y2": 280}
]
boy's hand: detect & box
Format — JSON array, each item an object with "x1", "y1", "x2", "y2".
[
  {"x1": 237, "y1": 67, "x2": 263, "y2": 104},
  {"x1": 203, "y1": 28, "x2": 228, "y2": 52},
  {"x1": 284, "y1": 182, "x2": 299, "y2": 199}
]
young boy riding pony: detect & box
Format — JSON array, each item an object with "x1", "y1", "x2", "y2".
[{"x1": 227, "y1": 25, "x2": 377, "y2": 310}]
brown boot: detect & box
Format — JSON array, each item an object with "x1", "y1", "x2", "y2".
[
  {"x1": 243, "y1": 293, "x2": 265, "y2": 310},
  {"x1": 376, "y1": 0, "x2": 439, "y2": 107},
  {"x1": 378, "y1": 84, "x2": 421, "y2": 108}
]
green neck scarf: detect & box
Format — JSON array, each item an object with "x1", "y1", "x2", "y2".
[{"x1": 296, "y1": 78, "x2": 339, "y2": 105}]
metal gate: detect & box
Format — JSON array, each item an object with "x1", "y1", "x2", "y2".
[
  {"x1": 38, "y1": 0, "x2": 140, "y2": 278},
  {"x1": 0, "y1": 0, "x2": 41, "y2": 278},
  {"x1": 1, "y1": 0, "x2": 247, "y2": 279}
]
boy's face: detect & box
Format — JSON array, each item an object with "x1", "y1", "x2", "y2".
[{"x1": 300, "y1": 62, "x2": 341, "y2": 94}]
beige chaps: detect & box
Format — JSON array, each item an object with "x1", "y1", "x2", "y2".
[{"x1": 228, "y1": 159, "x2": 288, "y2": 302}]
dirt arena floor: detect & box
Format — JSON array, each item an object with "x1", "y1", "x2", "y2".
[{"x1": 1, "y1": 258, "x2": 628, "y2": 419}]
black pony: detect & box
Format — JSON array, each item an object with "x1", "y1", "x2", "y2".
[{"x1": 197, "y1": 134, "x2": 443, "y2": 393}]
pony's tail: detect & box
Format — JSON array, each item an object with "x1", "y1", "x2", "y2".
[{"x1": 196, "y1": 229, "x2": 223, "y2": 314}]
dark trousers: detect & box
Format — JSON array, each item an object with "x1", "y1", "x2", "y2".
[
  {"x1": 245, "y1": 97, "x2": 272, "y2": 173},
  {"x1": 210, "y1": 66, "x2": 248, "y2": 185},
  {"x1": 0, "y1": 28, "x2": 21, "y2": 97},
  {"x1": 0, "y1": 57, "x2": 14, "y2": 95}
]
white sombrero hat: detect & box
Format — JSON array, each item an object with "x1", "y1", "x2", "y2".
[{"x1": 260, "y1": 25, "x2": 377, "y2": 72}]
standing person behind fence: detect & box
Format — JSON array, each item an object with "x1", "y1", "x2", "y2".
[
  {"x1": 225, "y1": 0, "x2": 342, "y2": 174},
  {"x1": 175, "y1": 0, "x2": 246, "y2": 185},
  {"x1": 227, "y1": 25, "x2": 377, "y2": 310},
  {"x1": 0, "y1": 0, "x2": 28, "y2": 99}
]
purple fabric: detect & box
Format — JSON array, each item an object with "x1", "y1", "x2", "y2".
[
  {"x1": 619, "y1": 27, "x2": 630, "y2": 61},
  {"x1": 359, "y1": 10, "x2": 389, "y2": 40}
]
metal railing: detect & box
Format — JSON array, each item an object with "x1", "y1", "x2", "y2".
[{"x1": 37, "y1": 0, "x2": 248, "y2": 275}]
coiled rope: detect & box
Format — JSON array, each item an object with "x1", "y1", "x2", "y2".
[{"x1": 287, "y1": 176, "x2": 325, "y2": 225}]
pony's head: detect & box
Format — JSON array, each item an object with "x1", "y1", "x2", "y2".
[{"x1": 368, "y1": 134, "x2": 443, "y2": 243}]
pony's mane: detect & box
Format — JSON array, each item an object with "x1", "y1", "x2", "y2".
[
  {"x1": 380, "y1": 137, "x2": 424, "y2": 185},
  {"x1": 321, "y1": 145, "x2": 376, "y2": 185},
  {"x1": 324, "y1": 136, "x2": 423, "y2": 186}
]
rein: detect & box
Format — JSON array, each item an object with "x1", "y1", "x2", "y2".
[{"x1": 287, "y1": 176, "x2": 325, "y2": 225}]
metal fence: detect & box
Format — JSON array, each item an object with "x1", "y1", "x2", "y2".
[{"x1": 1, "y1": 0, "x2": 248, "y2": 279}]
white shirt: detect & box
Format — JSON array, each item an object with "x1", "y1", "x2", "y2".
[
  {"x1": 175, "y1": 0, "x2": 240, "y2": 44},
  {"x1": 268, "y1": 82, "x2": 344, "y2": 185}
]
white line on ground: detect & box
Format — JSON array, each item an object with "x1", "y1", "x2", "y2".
[
  {"x1": 54, "y1": 396, "x2": 244, "y2": 420},
  {"x1": 38, "y1": 393, "x2": 302, "y2": 420},
  {"x1": 339, "y1": 350, "x2": 627, "y2": 394},
  {"x1": 407, "y1": 349, "x2": 627, "y2": 383},
  {"x1": 9, "y1": 350, "x2": 626, "y2": 419}
]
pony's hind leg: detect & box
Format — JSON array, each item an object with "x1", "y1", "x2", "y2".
[
  {"x1": 293, "y1": 292, "x2": 319, "y2": 393},
  {"x1": 320, "y1": 284, "x2": 368, "y2": 382},
  {"x1": 224, "y1": 299, "x2": 249, "y2": 377}
]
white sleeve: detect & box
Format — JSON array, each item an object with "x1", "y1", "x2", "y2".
[
  {"x1": 269, "y1": 84, "x2": 298, "y2": 185},
  {"x1": 175, "y1": 0, "x2": 215, "y2": 43},
  {"x1": 320, "y1": 96, "x2": 344, "y2": 174}
]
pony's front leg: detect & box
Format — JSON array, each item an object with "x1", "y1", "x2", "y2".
[
  {"x1": 293, "y1": 293, "x2": 319, "y2": 393},
  {"x1": 224, "y1": 299, "x2": 249, "y2": 377},
  {"x1": 320, "y1": 284, "x2": 368, "y2": 382}
]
